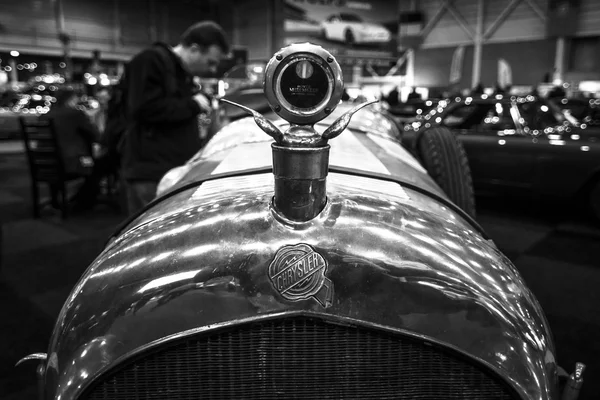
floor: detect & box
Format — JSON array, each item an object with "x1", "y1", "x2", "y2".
[{"x1": 0, "y1": 147, "x2": 598, "y2": 399}]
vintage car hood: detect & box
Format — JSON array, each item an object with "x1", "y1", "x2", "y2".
[
  {"x1": 156, "y1": 107, "x2": 443, "y2": 206},
  {"x1": 45, "y1": 170, "x2": 556, "y2": 400}
]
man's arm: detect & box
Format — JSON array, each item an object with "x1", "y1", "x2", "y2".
[{"x1": 127, "y1": 49, "x2": 202, "y2": 124}]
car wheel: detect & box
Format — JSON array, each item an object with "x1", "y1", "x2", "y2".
[
  {"x1": 344, "y1": 29, "x2": 355, "y2": 45},
  {"x1": 417, "y1": 126, "x2": 476, "y2": 218}
]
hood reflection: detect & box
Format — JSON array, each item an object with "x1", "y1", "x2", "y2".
[
  {"x1": 139, "y1": 270, "x2": 201, "y2": 293},
  {"x1": 47, "y1": 175, "x2": 555, "y2": 400}
]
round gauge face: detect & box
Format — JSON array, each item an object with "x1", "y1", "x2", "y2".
[
  {"x1": 264, "y1": 43, "x2": 343, "y2": 125},
  {"x1": 279, "y1": 58, "x2": 329, "y2": 110}
]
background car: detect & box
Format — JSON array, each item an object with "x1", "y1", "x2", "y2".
[
  {"x1": 320, "y1": 13, "x2": 391, "y2": 45},
  {"x1": 550, "y1": 97, "x2": 600, "y2": 127},
  {"x1": 386, "y1": 98, "x2": 441, "y2": 128},
  {"x1": 404, "y1": 95, "x2": 600, "y2": 220}
]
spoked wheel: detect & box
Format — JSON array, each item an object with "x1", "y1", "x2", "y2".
[{"x1": 417, "y1": 126, "x2": 477, "y2": 218}]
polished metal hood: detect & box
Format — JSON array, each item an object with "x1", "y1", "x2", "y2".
[{"x1": 44, "y1": 173, "x2": 557, "y2": 400}]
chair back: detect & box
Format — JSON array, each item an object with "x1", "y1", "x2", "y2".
[{"x1": 20, "y1": 117, "x2": 66, "y2": 183}]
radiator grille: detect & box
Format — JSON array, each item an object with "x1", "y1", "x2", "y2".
[{"x1": 83, "y1": 316, "x2": 515, "y2": 400}]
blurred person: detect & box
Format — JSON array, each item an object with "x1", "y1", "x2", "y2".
[
  {"x1": 44, "y1": 88, "x2": 107, "y2": 210},
  {"x1": 121, "y1": 21, "x2": 229, "y2": 215},
  {"x1": 45, "y1": 88, "x2": 98, "y2": 177},
  {"x1": 386, "y1": 86, "x2": 399, "y2": 106},
  {"x1": 542, "y1": 72, "x2": 551, "y2": 83},
  {"x1": 407, "y1": 87, "x2": 421, "y2": 101},
  {"x1": 471, "y1": 83, "x2": 484, "y2": 95},
  {"x1": 547, "y1": 85, "x2": 566, "y2": 99},
  {"x1": 91, "y1": 87, "x2": 112, "y2": 138},
  {"x1": 493, "y1": 82, "x2": 508, "y2": 95}
]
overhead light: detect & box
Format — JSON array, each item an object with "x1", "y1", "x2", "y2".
[{"x1": 10, "y1": 51, "x2": 20, "y2": 57}]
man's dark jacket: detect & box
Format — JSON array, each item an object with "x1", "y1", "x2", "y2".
[
  {"x1": 122, "y1": 43, "x2": 202, "y2": 182},
  {"x1": 45, "y1": 106, "x2": 98, "y2": 176}
]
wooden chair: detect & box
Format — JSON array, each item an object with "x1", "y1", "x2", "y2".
[{"x1": 19, "y1": 117, "x2": 81, "y2": 219}]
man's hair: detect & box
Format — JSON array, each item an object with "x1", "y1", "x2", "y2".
[{"x1": 180, "y1": 21, "x2": 229, "y2": 54}]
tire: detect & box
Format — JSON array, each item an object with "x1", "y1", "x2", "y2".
[{"x1": 417, "y1": 126, "x2": 476, "y2": 218}]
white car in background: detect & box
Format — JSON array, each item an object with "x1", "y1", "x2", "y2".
[{"x1": 320, "y1": 13, "x2": 391, "y2": 45}]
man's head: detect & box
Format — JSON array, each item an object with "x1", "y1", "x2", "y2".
[{"x1": 175, "y1": 21, "x2": 229, "y2": 77}]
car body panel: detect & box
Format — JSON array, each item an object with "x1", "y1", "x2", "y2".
[{"x1": 46, "y1": 167, "x2": 556, "y2": 399}]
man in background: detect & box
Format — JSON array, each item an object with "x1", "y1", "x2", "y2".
[
  {"x1": 46, "y1": 89, "x2": 98, "y2": 176},
  {"x1": 386, "y1": 86, "x2": 399, "y2": 107},
  {"x1": 122, "y1": 21, "x2": 229, "y2": 215},
  {"x1": 45, "y1": 88, "x2": 103, "y2": 210}
]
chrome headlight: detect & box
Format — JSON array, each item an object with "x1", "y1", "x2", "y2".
[{"x1": 264, "y1": 43, "x2": 344, "y2": 125}]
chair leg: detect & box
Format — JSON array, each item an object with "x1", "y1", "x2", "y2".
[
  {"x1": 31, "y1": 182, "x2": 40, "y2": 218},
  {"x1": 60, "y1": 182, "x2": 68, "y2": 219}
]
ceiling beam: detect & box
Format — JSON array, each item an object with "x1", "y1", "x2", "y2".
[
  {"x1": 524, "y1": 0, "x2": 547, "y2": 22},
  {"x1": 365, "y1": 64, "x2": 379, "y2": 77},
  {"x1": 420, "y1": 0, "x2": 449, "y2": 40},
  {"x1": 446, "y1": 3, "x2": 475, "y2": 40},
  {"x1": 386, "y1": 50, "x2": 409, "y2": 76},
  {"x1": 484, "y1": 0, "x2": 520, "y2": 40}
]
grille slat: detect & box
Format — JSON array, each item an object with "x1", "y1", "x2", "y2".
[{"x1": 84, "y1": 317, "x2": 515, "y2": 400}]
